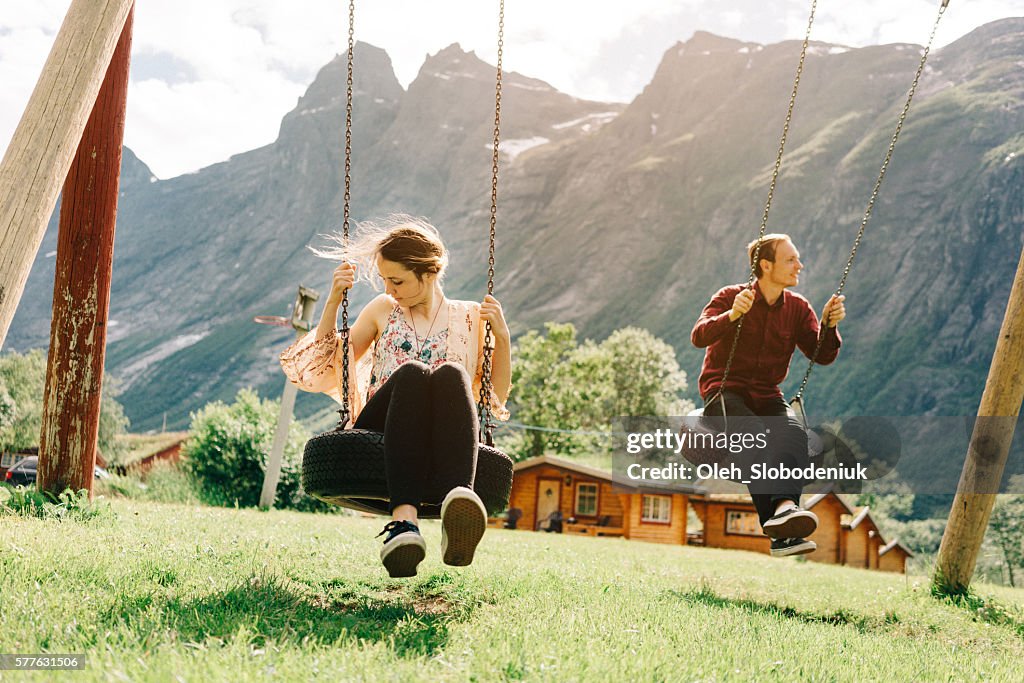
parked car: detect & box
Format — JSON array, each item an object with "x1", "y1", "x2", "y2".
[{"x1": 3, "y1": 456, "x2": 109, "y2": 487}]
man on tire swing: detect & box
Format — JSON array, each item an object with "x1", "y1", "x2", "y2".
[{"x1": 691, "y1": 234, "x2": 846, "y2": 557}]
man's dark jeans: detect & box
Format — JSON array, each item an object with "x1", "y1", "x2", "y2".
[{"x1": 704, "y1": 391, "x2": 808, "y2": 527}]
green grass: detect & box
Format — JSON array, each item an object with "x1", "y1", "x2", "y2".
[
  {"x1": 2, "y1": 499, "x2": 1023, "y2": 681},
  {"x1": 94, "y1": 463, "x2": 203, "y2": 506}
]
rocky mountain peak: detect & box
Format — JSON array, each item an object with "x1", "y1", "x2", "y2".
[
  {"x1": 682, "y1": 30, "x2": 755, "y2": 54},
  {"x1": 932, "y1": 17, "x2": 1024, "y2": 83},
  {"x1": 414, "y1": 42, "x2": 495, "y2": 86},
  {"x1": 294, "y1": 41, "x2": 403, "y2": 110},
  {"x1": 119, "y1": 147, "x2": 156, "y2": 189},
  {"x1": 277, "y1": 41, "x2": 403, "y2": 145}
]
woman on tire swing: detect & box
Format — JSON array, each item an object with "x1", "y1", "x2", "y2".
[{"x1": 281, "y1": 215, "x2": 511, "y2": 578}]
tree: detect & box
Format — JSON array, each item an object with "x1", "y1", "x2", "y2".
[
  {"x1": 0, "y1": 349, "x2": 47, "y2": 453},
  {"x1": 183, "y1": 388, "x2": 327, "y2": 511},
  {"x1": 599, "y1": 327, "x2": 691, "y2": 417},
  {"x1": 0, "y1": 349, "x2": 130, "y2": 459},
  {"x1": 988, "y1": 475, "x2": 1024, "y2": 587},
  {"x1": 0, "y1": 379, "x2": 14, "y2": 436},
  {"x1": 97, "y1": 377, "x2": 131, "y2": 463},
  {"x1": 507, "y1": 323, "x2": 692, "y2": 460},
  {"x1": 508, "y1": 323, "x2": 609, "y2": 458}
]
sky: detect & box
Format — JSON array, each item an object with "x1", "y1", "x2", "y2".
[{"x1": 1, "y1": 0, "x2": 1021, "y2": 179}]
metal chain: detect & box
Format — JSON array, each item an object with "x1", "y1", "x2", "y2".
[
  {"x1": 793, "y1": 0, "x2": 948, "y2": 401},
  {"x1": 479, "y1": 0, "x2": 504, "y2": 447},
  {"x1": 336, "y1": 0, "x2": 355, "y2": 430},
  {"x1": 714, "y1": 0, "x2": 818, "y2": 406}
]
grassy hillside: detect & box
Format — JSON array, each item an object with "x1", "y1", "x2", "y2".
[{"x1": 2, "y1": 499, "x2": 1023, "y2": 681}]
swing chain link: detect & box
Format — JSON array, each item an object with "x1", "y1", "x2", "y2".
[
  {"x1": 793, "y1": 0, "x2": 948, "y2": 401},
  {"x1": 336, "y1": 0, "x2": 356, "y2": 430},
  {"x1": 479, "y1": 0, "x2": 504, "y2": 447},
  {"x1": 715, "y1": 0, "x2": 818, "y2": 406}
]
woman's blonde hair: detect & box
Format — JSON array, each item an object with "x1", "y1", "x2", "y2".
[{"x1": 311, "y1": 214, "x2": 449, "y2": 288}]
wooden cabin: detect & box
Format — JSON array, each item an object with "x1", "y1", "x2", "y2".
[
  {"x1": 114, "y1": 432, "x2": 188, "y2": 476},
  {"x1": 698, "y1": 492, "x2": 911, "y2": 572},
  {"x1": 505, "y1": 455, "x2": 700, "y2": 545},
  {"x1": 842, "y1": 506, "x2": 883, "y2": 570},
  {"x1": 499, "y1": 456, "x2": 912, "y2": 572},
  {"x1": 879, "y1": 538, "x2": 913, "y2": 573},
  {"x1": 694, "y1": 493, "x2": 771, "y2": 555},
  {"x1": 803, "y1": 492, "x2": 856, "y2": 565}
]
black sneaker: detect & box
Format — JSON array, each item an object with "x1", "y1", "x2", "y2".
[
  {"x1": 377, "y1": 520, "x2": 426, "y2": 578},
  {"x1": 440, "y1": 486, "x2": 487, "y2": 567},
  {"x1": 762, "y1": 507, "x2": 818, "y2": 539},
  {"x1": 770, "y1": 537, "x2": 816, "y2": 557}
]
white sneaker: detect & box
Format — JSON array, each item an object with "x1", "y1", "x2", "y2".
[
  {"x1": 440, "y1": 486, "x2": 487, "y2": 566},
  {"x1": 377, "y1": 520, "x2": 426, "y2": 578}
]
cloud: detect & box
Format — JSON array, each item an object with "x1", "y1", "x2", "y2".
[
  {"x1": 791, "y1": 0, "x2": 1024, "y2": 48},
  {"x1": 1, "y1": 0, "x2": 1021, "y2": 178}
]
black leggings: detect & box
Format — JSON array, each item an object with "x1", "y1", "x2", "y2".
[
  {"x1": 354, "y1": 361, "x2": 479, "y2": 512},
  {"x1": 704, "y1": 391, "x2": 807, "y2": 527}
]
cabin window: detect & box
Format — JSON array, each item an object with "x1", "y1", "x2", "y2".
[
  {"x1": 641, "y1": 495, "x2": 671, "y2": 523},
  {"x1": 1, "y1": 452, "x2": 16, "y2": 468},
  {"x1": 575, "y1": 483, "x2": 598, "y2": 516},
  {"x1": 725, "y1": 509, "x2": 761, "y2": 536}
]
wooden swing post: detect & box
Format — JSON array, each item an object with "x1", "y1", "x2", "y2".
[
  {"x1": 259, "y1": 286, "x2": 319, "y2": 510},
  {"x1": 935, "y1": 242, "x2": 1024, "y2": 594},
  {"x1": 0, "y1": 0, "x2": 134, "y2": 350},
  {"x1": 37, "y1": 6, "x2": 135, "y2": 497}
]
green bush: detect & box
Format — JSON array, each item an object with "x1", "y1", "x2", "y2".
[
  {"x1": 0, "y1": 348, "x2": 131, "y2": 460},
  {"x1": 94, "y1": 464, "x2": 203, "y2": 506},
  {"x1": 183, "y1": 388, "x2": 330, "y2": 512},
  {"x1": 0, "y1": 484, "x2": 111, "y2": 522},
  {"x1": 135, "y1": 462, "x2": 203, "y2": 505}
]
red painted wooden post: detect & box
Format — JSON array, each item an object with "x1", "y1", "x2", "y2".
[{"x1": 37, "y1": 6, "x2": 134, "y2": 498}]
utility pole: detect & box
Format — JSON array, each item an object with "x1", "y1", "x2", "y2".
[
  {"x1": 935, "y1": 242, "x2": 1024, "y2": 594},
  {"x1": 38, "y1": 5, "x2": 135, "y2": 498},
  {"x1": 258, "y1": 286, "x2": 319, "y2": 509}
]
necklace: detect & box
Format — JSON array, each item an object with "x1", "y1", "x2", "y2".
[{"x1": 409, "y1": 296, "x2": 445, "y2": 359}]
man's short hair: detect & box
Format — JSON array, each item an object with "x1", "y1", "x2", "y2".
[{"x1": 747, "y1": 233, "x2": 792, "y2": 278}]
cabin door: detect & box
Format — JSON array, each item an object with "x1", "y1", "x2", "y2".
[{"x1": 536, "y1": 478, "x2": 561, "y2": 526}]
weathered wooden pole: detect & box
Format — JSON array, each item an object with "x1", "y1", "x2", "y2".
[
  {"x1": 0, "y1": 0, "x2": 134, "y2": 350},
  {"x1": 37, "y1": 5, "x2": 134, "y2": 498},
  {"x1": 934, "y1": 242, "x2": 1024, "y2": 594},
  {"x1": 260, "y1": 287, "x2": 319, "y2": 509}
]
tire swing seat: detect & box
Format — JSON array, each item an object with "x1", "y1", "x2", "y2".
[{"x1": 302, "y1": 429, "x2": 513, "y2": 518}]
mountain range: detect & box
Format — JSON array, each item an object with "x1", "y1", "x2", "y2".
[{"x1": 7, "y1": 19, "x2": 1024, "y2": 432}]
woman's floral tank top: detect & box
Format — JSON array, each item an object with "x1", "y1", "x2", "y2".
[{"x1": 366, "y1": 304, "x2": 449, "y2": 400}]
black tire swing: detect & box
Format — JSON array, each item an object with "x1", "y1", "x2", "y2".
[
  {"x1": 302, "y1": 0, "x2": 514, "y2": 518},
  {"x1": 680, "y1": 0, "x2": 953, "y2": 470}
]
